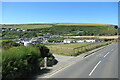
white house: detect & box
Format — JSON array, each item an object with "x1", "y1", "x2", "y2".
[
  {"x1": 23, "y1": 41, "x2": 31, "y2": 46},
  {"x1": 85, "y1": 39, "x2": 96, "y2": 43},
  {"x1": 63, "y1": 39, "x2": 75, "y2": 43},
  {"x1": 76, "y1": 40, "x2": 85, "y2": 43}
]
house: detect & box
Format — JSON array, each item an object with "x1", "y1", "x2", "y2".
[
  {"x1": 52, "y1": 34, "x2": 60, "y2": 37},
  {"x1": 76, "y1": 39, "x2": 85, "y2": 43},
  {"x1": 30, "y1": 38, "x2": 42, "y2": 43},
  {"x1": 23, "y1": 41, "x2": 31, "y2": 46},
  {"x1": 85, "y1": 39, "x2": 95, "y2": 43},
  {"x1": 85, "y1": 39, "x2": 99, "y2": 43},
  {"x1": 63, "y1": 39, "x2": 75, "y2": 43}
]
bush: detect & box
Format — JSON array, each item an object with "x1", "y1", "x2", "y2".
[
  {"x1": 2, "y1": 46, "x2": 41, "y2": 79},
  {"x1": 2, "y1": 44, "x2": 58, "y2": 80}
]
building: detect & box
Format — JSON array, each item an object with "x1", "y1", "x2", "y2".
[
  {"x1": 85, "y1": 39, "x2": 102, "y2": 43},
  {"x1": 76, "y1": 40, "x2": 85, "y2": 43},
  {"x1": 23, "y1": 41, "x2": 31, "y2": 46},
  {"x1": 63, "y1": 39, "x2": 75, "y2": 43}
]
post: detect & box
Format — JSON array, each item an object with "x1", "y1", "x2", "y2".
[{"x1": 44, "y1": 57, "x2": 47, "y2": 69}]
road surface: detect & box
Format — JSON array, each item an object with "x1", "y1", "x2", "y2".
[{"x1": 48, "y1": 43, "x2": 118, "y2": 78}]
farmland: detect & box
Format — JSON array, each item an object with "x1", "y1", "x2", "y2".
[
  {"x1": 46, "y1": 43, "x2": 91, "y2": 48},
  {"x1": 2, "y1": 24, "x2": 54, "y2": 29},
  {"x1": 44, "y1": 42, "x2": 110, "y2": 56}
]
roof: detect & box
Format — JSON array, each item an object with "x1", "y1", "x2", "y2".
[{"x1": 64, "y1": 39, "x2": 75, "y2": 41}]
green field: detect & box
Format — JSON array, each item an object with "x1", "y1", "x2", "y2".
[
  {"x1": 2, "y1": 23, "x2": 114, "y2": 29},
  {"x1": 2, "y1": 24, "x2": 53, "y2": 29},
  {"x1": 0, "y1": 38, "x2": 15, "y2": 42},
  {"x1": 46, "y1": 43, "x2": 92, "y2": 56},
  {"x1": 45, "y1": 42, "x2": 110, "y2": 56},
  {"x1": 46, "y1": 43, "x2": 91, "y2": 48}
]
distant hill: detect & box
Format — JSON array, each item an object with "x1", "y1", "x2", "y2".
[
  {"x1": 36, "y1": 23, "x2": 117, "y2": 36},
  {"x1": 54, "y1": 23, "x2": 113, "y2": 26},
  {"x1": 2, "y1": 23, "x2": 118, "y2": 37},
  {"x1": 2, "y1": 23, "x2": 115, "y2": 29}
]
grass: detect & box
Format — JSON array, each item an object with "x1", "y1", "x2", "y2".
[
  {"x1": 2, "y1": 23, "x2": 115, "y2": 29},
  {"x1": 55, "y1": 23, "x2": 113, "y2": 26},
  {"x1": 2, "y1": 24, "x2": 53, "y2": 29},
  {"x1": 45, "y1": 42, "x2": 111, "y2": 56},
  {"x1": 2, "y1": 46, "x2": 41, "y2": 79},
  {"x1": 46, "y1": 43, "x2": 91, "y2": 48},
  {"x1": 45, "y1": 43, "x2": 92, "y2": 56},
  {"x1": 0, "y1": 38, "x2": 15, "y2": 43}
]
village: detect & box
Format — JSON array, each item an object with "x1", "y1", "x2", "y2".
[{"x1": 10, "y1": 32, "x2": 102, "y2": 46}]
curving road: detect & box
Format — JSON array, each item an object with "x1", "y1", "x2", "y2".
[{"x1": 49, "y1": 43, "x2": 118, "y2": 78}]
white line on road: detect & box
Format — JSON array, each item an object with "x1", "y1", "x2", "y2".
[
  {"x1": 104, "y1": 52, "x2": 110, "y2": 58},
  {"x1": 111, "y1": 49, "x2": 113, "y2": 52},
  {"x1": 89, "y1": 60, "x2": 101, "y2": 76}
]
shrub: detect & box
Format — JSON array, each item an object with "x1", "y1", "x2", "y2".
[{"x1": 2, "y1": 46, "x2": 41, "y2": 79}]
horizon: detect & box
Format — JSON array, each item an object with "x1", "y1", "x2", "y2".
[
  {"x1": 1, "y1": 22, "x2": 117, "y2": 25},
  {"x1": 2, "y1": 2, "x2": 118, "y2": 25}
]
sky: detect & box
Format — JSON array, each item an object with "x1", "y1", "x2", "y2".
[{"x1": 2, "y1": 2, "x2": 118, "y2": 25}]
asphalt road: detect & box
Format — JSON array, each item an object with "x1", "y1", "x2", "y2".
[{"x1": 49, "y1": 43, "x2": 118, "y2": 78}]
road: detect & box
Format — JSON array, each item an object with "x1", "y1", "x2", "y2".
[{"x1": 48, "y1": 43, "x2": 118, "y2": 78}]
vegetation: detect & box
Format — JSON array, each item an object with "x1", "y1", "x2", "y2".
[
  {"x1": 2, "y1": 41, "x2": 57, "y2": 80},
  {"x1": 0, "y1": 38, "x2": 15, "y2": 43},
  {"x1": 44, "y1": 42, "x2": 112, "y2": 56},
  {"x1": 48, "y1": 37, "x2": 65, "y2": 43},
  {"x1": 2, "y1": 23, "x2": 117, "y2": 38},
  {"x1": 46, "y1": 43, "x2": 91, "y2": 48},
  {"x1": 2, "y1": 24, "x2": 54, "y2": 29},
  {"x1": 2, "y1": 46, "x2": 41, "y2": 79}
]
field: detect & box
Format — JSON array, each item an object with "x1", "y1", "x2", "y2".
[
  {"x1": 46, "y1": 43, "x2": 91, "y2": 48},
  {"x1": 2, "y1": 23, "x2": 115, "y2": 29},
  {"x1": 2, "y1": 24, "x2": 53, "y2": 29},
  {"x1": 0, "y1": 38, "x2": 15, "y2": 43},
  {"x1": 64, "y1": 36, "x2": 118, "y2": 39},
  {"x1": 55, "y1": 23, "x2": 113, "y2": 26},
  {"x1": 45, "y1": 42, "x2": 109, "y2": 56}
]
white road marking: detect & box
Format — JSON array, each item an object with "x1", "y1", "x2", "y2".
[
  {"x1": 104, "y1": 52, "x2": 110, "y2": 58},
  {"x1": 89, "y1": 60, "x2": 101, "y2": 76},
  {"x1": 111, "y1": 49, "x2": 113, "y2": 52}
]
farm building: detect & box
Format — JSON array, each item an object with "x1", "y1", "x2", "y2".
[
  {"x1": 76, "y1": 40, "x2": 85, "y2": 43},
  {"x1": 85, "y1": 39, "x2": 95, "y2": 43},
  {"x1": 63, "y1": 39, "x2": 75, "y2": 43}
]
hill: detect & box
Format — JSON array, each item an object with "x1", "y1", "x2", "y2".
[
  {"x1": 34, "y1": 23, "x2": 117, "y2": 36},
  {"x1": 2, "y1": 23, "x2": 114, "y2": 29},
  {"x1": 1, "y1": 23, "x2": 117, "y2": 38}
]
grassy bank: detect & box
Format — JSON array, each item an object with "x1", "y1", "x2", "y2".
[{"x1": 2, "y1": 44, "x2": 57, "y2": 80}]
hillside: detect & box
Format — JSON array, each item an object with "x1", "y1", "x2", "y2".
[
  {"x1": 2, "y1": 23, "x2": 114, "y2": 29},
  {"x1": 2, "y1": 23, "x2": 117, "y2": 38},
  {"x1": 2, "y1": 24, "x2": 54, "y2": 29},
  {"x1": 34, "y1": 23, "x2": 117, "y2": 36}
]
